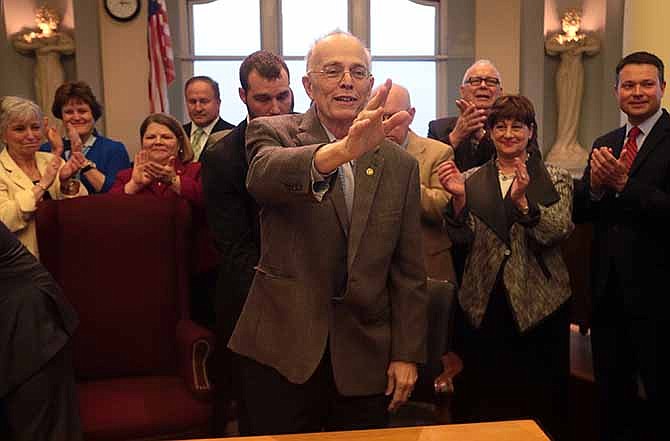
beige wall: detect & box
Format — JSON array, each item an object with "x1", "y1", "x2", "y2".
[
  {"x1": 98, "y1": 0, "x2": 149, "y2": 157},
  {"x1": 475, "y1": 0, "x2": 521, "y2": 93},
  {"x1": 623, "y1": 0, "x2": 670, "y2": 109},
  {"x1": 1, "y1": 0, "x2": 76, "y2": 103}
]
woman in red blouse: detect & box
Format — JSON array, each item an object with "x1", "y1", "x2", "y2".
[
  {"x1": 110, "y1": 114, "x2": 218, "y2": 328},
  {"x1": 110, "y1": 113, "x2": 202, "y2": 205}
]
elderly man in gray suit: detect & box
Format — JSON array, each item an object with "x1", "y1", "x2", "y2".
[{"x1": 228, "y1": 30, "x2": 428, "y2": 435}]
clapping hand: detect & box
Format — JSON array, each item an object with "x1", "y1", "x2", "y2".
[
  {"x1": 44, "y1": 118, "x2": 65, "y2": 158},
  {"x1": 38, "y1": 155, "x2": 61, "y2": 192},
  {"x1": 437, "y1": 160, "x2": 465, "y2": 197},
  {"x1": 589, "y1": 147, "x2": 629, "y2": 193},
  {"x1": 59, "y1": 151, "x2": 87, "y2": 182},
  {"x1": 437, "y1": 160, "x2": 466, "y2": 216},
  {"x1": 509, "y1": 157, "x2": 530, "y2": 205},
  {"x1": 145, "y1": 156, "x2": 177, "y2": 185},
  {"x1": 450, "y1": 99, "x2": 487, "y2": 146},
  {"x1": 66, "y1": 122, "x2": 84, "y2": 153},
  {"x1": 130, "y1": 150, "x2": 156, "y2": 188}
]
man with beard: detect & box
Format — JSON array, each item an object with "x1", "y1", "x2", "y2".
[{"x1": 201, "y1": 50, "x2": 293, "y2": 435}]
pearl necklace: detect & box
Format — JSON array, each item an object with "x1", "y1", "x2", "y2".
[{"x1": 496, "y1": 154, "x2": 529, "y2": 182}]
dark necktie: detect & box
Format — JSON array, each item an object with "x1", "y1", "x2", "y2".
[{"x1": 621, "y1": 126, "x2": 641, "y2": 170}]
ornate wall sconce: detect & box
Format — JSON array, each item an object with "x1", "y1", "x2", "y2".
[{"x1": 11, "y1": 4, "x2": 75, "y2": 121}]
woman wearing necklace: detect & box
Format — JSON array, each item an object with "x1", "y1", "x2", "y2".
[
  {"x1": 0, "y1": 96, "x2": 88, "y2": 259},
  {"x1": 40, "y1": 81, "x2": 131, "y2": 194},
  {"x1": 437, "y1": 95, "x2": 573, "y2": 441}
]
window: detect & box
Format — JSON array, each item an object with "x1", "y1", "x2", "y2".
[
  {"x1": 190, "y1": 0, "x2": 261, "y2": 124},
  {"x1": 185, "y1": 0, "x2": 444, "y2": 135},
  {"x1": 370, "y1": 0, "x2": 436, "y2": 135},
  {"x1": 281, "y1": 0, "x2": 348, "y2": 114}
]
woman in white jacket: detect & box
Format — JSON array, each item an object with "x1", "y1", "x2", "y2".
[{"x1": 0, "y1": 96, "x2": 87, "y2": 258}]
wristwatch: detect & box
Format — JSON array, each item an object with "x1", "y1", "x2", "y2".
[{"x1": 81, "y1": 161, "x2": 97, "y2": 174}]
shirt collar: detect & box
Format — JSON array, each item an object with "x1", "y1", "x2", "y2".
[
  {"x1": 627, "y1": 107, "x2": 663, "y2": 137},
  {"x1": 321, "y1": 123, "x2": 338, "y2": 142},
  {"x1": 84, "y1": 133, "x2": 96, "y2": 148},
  {"x1": 399, "y1": 134, "x2": 409, "y2": 149},
  {"x1": 192, "y1": 116, "x2": 220, "y2": 137}
]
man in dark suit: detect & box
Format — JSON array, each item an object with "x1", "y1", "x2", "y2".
[
  {"x1": 228, "y1": 30, "x2": 428, "y2": 435},
  {"x1": 183, "y1": 75, "x2": 235, "y2": 329},
  {"x1": 575, "y1": 51, "x2": 668, "y2": 441},
  {"x1": 183, "y1": 76, "x2": 235, "y2": 161},
  {"x1": 427, "y1": 60, "x2": 502, "y2": 171},
  {"x1": 200, "y1": 50, "x2": 292, "y2": 435},
  {"x1": 1, "y1": 221, "x2": 81, "y2": 441}
]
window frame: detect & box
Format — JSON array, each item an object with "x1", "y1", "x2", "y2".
[{"x1": 179, "y1": 0, "x2": 449, "y2": 120}]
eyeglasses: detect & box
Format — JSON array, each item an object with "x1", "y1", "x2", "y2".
[
  {"x1": 464, "y1": 76, "x2": 500, "y2": 87},
  {"x1": 308, "y1": 65, "x2": 371, "y2": 82}
]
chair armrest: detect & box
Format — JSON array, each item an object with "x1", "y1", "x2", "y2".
[{"x1": 176, "y1": 319, "x2": 215, "y2": 399}]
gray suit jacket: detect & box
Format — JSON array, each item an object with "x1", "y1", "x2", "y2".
[{"x1": 229, "y1": 107, "x2": 428, "y2": 396}]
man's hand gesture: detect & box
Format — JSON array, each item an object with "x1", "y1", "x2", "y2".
[
  {"x1": 343, "y1": 79, "x2": 411, "y2": 159},
  {"x1": 449, "y1": 99, "x2": 487, "y2": 147}
]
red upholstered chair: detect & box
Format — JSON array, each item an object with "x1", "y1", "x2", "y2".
[{"x1": 36, "y1": 194, "x2": 214, "y2": 441}]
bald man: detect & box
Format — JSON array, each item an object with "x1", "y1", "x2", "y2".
[
  {"x1": 382, "y1": 84, "x2": 455, "y2": 282},
  {"x1": 228, "y1": 31, "x2": 428, "y2": 435},
  {"x1": 380, "y1": 84, "x2": 461, "y2": 403}
]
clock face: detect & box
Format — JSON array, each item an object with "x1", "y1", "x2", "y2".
[{"x1": 105, "y1": 0, "x2": 140, "y2": 22}]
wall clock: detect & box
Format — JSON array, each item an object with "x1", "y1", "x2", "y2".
[{"x1": 104, "y1": 0, "x2": 141, "y2": 22}]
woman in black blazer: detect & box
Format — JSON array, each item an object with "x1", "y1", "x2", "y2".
[{"x1": 438, "y1": 95, "x2": 574, "y2": 440}]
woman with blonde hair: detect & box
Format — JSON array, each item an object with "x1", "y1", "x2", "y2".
[{"x1": 0, "y1": 96, "x2": 87, "y2": 258}]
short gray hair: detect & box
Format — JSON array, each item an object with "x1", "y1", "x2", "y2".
[
  {"x1": 305, "y1": 29, "x2": 372, "y2": 72},
  {"x1": 0, "y1": 96, "x2": 43, "y2": 145},
  {"x1": 462, "y1": 59, "x2": 502, "y2": 85}
]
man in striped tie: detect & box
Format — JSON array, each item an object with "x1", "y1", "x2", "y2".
[
  {"x1": 183, "y1": 76, "x2": 235, "y2": 161},
  {"x1": 575, "y1": 51, "x2": 668, "y2": 441}
]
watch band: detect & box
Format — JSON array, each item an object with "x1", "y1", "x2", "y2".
[{"x1": 81, "y1": 161, "x2": 97, "y2": 174}]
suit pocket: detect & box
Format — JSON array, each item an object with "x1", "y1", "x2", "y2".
[{"x1": 251, "y1": 269, "x2": 299, "y2": 354}]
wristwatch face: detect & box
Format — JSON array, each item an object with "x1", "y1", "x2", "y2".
[{"x1": 105, "y1": 0, "x2": 140, "y2": 22}]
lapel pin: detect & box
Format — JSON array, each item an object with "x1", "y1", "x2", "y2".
[{"x1": 366, "y1": 167, "x2": 374, "y2": 176}]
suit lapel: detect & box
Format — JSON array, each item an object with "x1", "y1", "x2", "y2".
[
  {"x1": 405, "y1": 132, "x2": 426, "y2": 157},
  {"x1": 525, "y1": 150, "x2": 560, "y2": 207},
  {"x1": 466, "y1": 161, "x2": 510, "y2": 245},
  {"x1": 630, "y1": 110, "x2": 670, "y2": 175},
  {"x1": 0, "y1": 149, "x2": 36, "y2": 190},
  {"x1": 296, "y1": 107, "x2": 350, "y2": 235},
  {"x1": 348, "y1": 147, "x2": 384, "y2": 267}
]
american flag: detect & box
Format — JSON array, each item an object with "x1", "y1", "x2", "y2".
[{"x1": 148, "y1": 0, "x2": 175, "y2": 113}]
